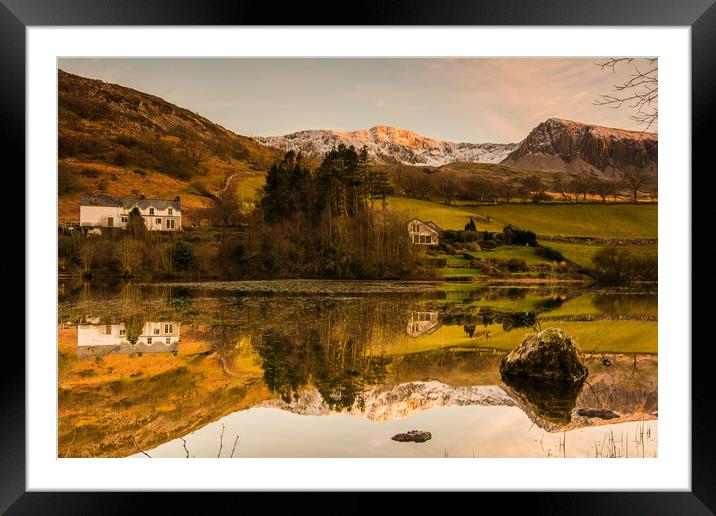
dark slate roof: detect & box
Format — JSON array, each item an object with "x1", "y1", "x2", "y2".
[
  {"x1": 410, "y1": 217, "x2": 442, "y2": 233},
  {"x1": 80, "y1": 194, "x2": 180, "y2": 210}
]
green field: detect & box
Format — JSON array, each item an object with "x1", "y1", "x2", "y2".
[
  {"x1": 389, "y1": 320, "x2": 657, "y2": 355},
  {"x1": 547, "y1": 241, "x2": 658, "y2": 268},
  {"x1": 387, "y1": 196, "x2": 657, "y2": 239},
  {"x1": 474, "y1": 204, "x2": 657, "y2": 239}
]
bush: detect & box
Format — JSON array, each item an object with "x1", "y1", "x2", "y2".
[
  {"x1": 58, "y1": 167, "x2": 81, "y2": 195},
  {"x1": 171, "y1": 241, "x2": 195, "y2": 270},
  {"x1": 535, "y1": 245, "x2": 564, "y2": 262},
  {"x1": 502, "y1": 225, "x2": 537, "y2": 247},
  {"x1": 591, "y1": 245, "x2": 632, "y2": 284},
  {"x1": 81, "y1": 168, "x2": 100, "y2": 178},
  {"x1": 462, "y1": 230, "x2": 479, "y2": 242}
]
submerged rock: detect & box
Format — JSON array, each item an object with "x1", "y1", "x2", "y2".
[
  {"x1": 577, "y1": 408, "x2": 619, "y2": 420},
  {"x1": 391, "y1": 430, "x2": 432, "y2": 443},
  {"x1": 500, "y1": 328, "x2": 588, "y2": 385}
]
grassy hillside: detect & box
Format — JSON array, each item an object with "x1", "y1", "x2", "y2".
[
  {"x1": 386, "y1": 196, "x2": 657, "y2": 239},
  {"x1": 58, "y1": 70, "x2": 283, "y2": 223},
  {"x1": 474, "y1": 204, "x2": 657, "y2": 239}
]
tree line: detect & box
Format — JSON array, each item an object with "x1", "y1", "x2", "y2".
[{"x1": 392, "y1": 166, "x2": 657, "y2": 204}]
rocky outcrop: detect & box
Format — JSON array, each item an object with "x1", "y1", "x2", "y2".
[
  {"x1": 499, "y1": 327, "x2": 589, "y2": 385},
  {"x1": 502, "y1": 118, "x2": 657, "y2": 177},
  {"x1": 256, "y1": 126, "x2": 517, "y2": 166},
  {"x1": 391, "y1": 430, "x2": 432, "y2": 443}
]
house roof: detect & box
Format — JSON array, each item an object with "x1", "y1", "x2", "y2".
[
  {"x1": 80, "y1": 194, "x2": 180, "y2": 211},
  {"x1": 409, "y1": 217, "x2": 442, "y2": 233}
]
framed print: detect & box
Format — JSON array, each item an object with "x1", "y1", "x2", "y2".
[{"x1": 5, "y1": 0, "x2": 715, "y2": 512}]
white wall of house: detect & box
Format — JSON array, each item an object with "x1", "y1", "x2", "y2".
[
  {"x1": 77, "y1": 322, "x2": 181, "y2": 348},
  {"x1": 407, "y1": 219, "x2": 439, "y2": 245},
  {"x1": 80, "y1": 203, "x2": 182, "y2": 231}
]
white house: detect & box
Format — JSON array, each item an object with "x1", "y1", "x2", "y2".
[
  {"x1": 406, "y1": 311, "x2": 440, "y2": 337},
  {"x1": 407, "y1": 218, "x2": 441, "y2": 245},
  {"x1": 76, "y1": 321, "x2": 180, "y2": 357},
  {"x1": 80, "y1": 194, "x2": 182, "y2": 231}
]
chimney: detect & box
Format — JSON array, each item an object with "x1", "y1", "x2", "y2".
[{"x1": 175, "y1": 196, "x2": 180, "y2": 202}]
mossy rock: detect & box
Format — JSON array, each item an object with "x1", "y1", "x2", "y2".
[{"x1": 500, "y1": 327, "x2": 588, "y2": 385}]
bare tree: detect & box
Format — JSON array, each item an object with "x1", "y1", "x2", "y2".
[
  {"x1": 620, "y1": 166, "x2": 650, "y2": 203},
  {"x1": 593, "y1": 179, "x2": 617, "y2": 203},
  {"x1": 594, "y1": 58, "x2": 658, "y2": 132}
]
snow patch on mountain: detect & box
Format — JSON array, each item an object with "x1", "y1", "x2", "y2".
[
  {"x1": 259, "y1": 381, "x2": 515, "y2": 421},
  {"x1": 255, "y1": 125, "x2": 518, "y2": 166}
]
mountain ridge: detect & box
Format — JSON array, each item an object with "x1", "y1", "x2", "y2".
[
  {"x1": 502, "y1": 117, "x2": 658, "y2": 177},
  {"x1": 256, "y1": 126, "x2": 518, "y2": 167}
]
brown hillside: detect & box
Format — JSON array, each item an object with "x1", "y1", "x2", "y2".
[{"x1": 57, "y1": 69, "x2": 284, "y2": 223}]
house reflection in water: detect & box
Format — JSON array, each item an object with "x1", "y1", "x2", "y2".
[
  {"x1": 77, "y1": 321, "x2": 180, "y2": 358},
  {"x1": 406, "y1": 311, "x2": 440, "y2": 337}
]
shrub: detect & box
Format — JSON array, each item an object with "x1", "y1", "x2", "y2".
[
  {"x1": 502, "y1": 225, "x2": 536, "y2": 247},
  {"x1": 171, "y1": 241, "x2": 195, "y2": 270},
  {"x1": 462, "y1": 230, "x2": 479, "y2": 242},
  {"x1": 81, "y1": 168, "x2": 100, "y2": 178},
  {"x1": 58, "y1": 167, "x2": 81, "y2": 195},
  {"x1": 535, "y1": 245, "x2": 564, "y2": 262},
  {"x1": 591, "y1": 245, "x2": 632, "y2": 284}
]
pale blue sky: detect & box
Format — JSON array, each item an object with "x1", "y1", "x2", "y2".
[{"x1": 58, "y1": 58, "x2": 655, "y2": 143}]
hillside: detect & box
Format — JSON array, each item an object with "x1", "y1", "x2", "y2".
[
  {"x1": 256, "y1": 125, "x2": 517, "y2": 166},
  {"x1": 502, "y1": 118, "x2": 658, "y2": 177},
  {"x1": 58, "y1": 69, "x2": 284, "y2": 223}
]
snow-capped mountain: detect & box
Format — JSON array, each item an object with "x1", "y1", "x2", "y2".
[
  {"x1": 255, "y1": 125, "x2": 518, "y2": 166},
  {"x1": 259, "y1": 381, "x2": 516, "y2": 421}
]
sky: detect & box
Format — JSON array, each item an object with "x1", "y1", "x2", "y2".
[{"x1": 57, "y1": 58, "x2": 656, "y2": 143}]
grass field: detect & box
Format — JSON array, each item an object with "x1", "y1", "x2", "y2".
[
  {"x1": 387, "y1": 196, "x2": 657, "y2": 239},
  {"x1": 388, "y1": 320, "x2": 657, "y2": 355},
  {"x1": 547, "y1": 241, "x2": 658, "y2": 268},
  {"x1": 473, "y1": 204, "x2": 657, "y2": 239}
]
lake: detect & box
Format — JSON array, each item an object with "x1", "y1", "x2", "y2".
[{"x1": 58, "y1": 279, "x2": 657, "y2": 458}]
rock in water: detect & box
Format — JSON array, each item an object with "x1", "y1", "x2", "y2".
[
  {"x1": 391, "y1": 430, "x2": 432, "y2": 443},
  {"x1": 500, "y1": 328, "x2": 588, "y2": 385}
]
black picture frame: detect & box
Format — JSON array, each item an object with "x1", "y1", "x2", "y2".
[{"x1": 5, "y1": 0, "x2": 714, "y2": 512}]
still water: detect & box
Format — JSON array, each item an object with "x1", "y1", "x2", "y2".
[{"x1": 58, "y1": 279, "x2": 657, "y2": 458}]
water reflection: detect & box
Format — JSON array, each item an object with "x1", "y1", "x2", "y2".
[
  {"x1": 406, "y1": 311, "x2": 440, "y2": 337},
  {"x1": 77, "y1": 321, "x2": 180, "y2": 357},
  {"x1": 58, "y1": 280, "x2": 657, "y2": 458}
]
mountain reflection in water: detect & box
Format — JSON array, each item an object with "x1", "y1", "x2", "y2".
[{"x1": 58, "y1": 280, "x2": 657, "y2": 458}]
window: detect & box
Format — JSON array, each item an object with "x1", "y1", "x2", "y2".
[
  {"x1": 154, "y1": 328, "x2": 160, "y2": 335},
  {"x1": 168, "y1": 208, "x2": 173, "y2": 215},
  {"x1": 149, "y1": 208, "x2": 154, "y2": 215},
  {"x1": 156, "y1": 218, "x2": 161, "y2": 224},
  {"x1": 147, "y1": 337, "x2": 152, "y2": 344},
  {"x1": 119, "y1": 329, "x2": 126, "y2": 336},
  {"x1": 121, "y1": 216, "x2": 128, "y2": 223},
  {"x1": 166, "y1": 337, "x2": 171, "y2": 344},
  {"x1": 167, "y1": 219, "x2": 175, "y2": 229},
  {"x1": 165, "y1": 324, "x2": 173, "y2": 333},
  {"x1": 426, "y1": 235, "x2": 432, "y2": 244}
]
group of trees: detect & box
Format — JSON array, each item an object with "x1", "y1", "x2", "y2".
[
  {"x1": 392, "y1": 166, "x2": 656, "y2": 206},
  {"x1": 591, "y1": 245, "x2": 658, "y2": 284}
]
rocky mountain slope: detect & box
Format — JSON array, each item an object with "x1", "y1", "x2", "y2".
[
  {"x1": 502, "y1": 118, "x2": 658, "y2": 177},
  {"x1": 256, "y1": 126, "x2": 518, "y2": 166}
]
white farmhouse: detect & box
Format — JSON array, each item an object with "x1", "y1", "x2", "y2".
[
  {"x1": 80, "y1": 194, "x2": 182, "y2": 231},
  {"x1": 407, "y1": 217, "x2": 441, "y2": 245},
  {"x1": 76, "y1": 321, "x2": 180, "y2": 357}
]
